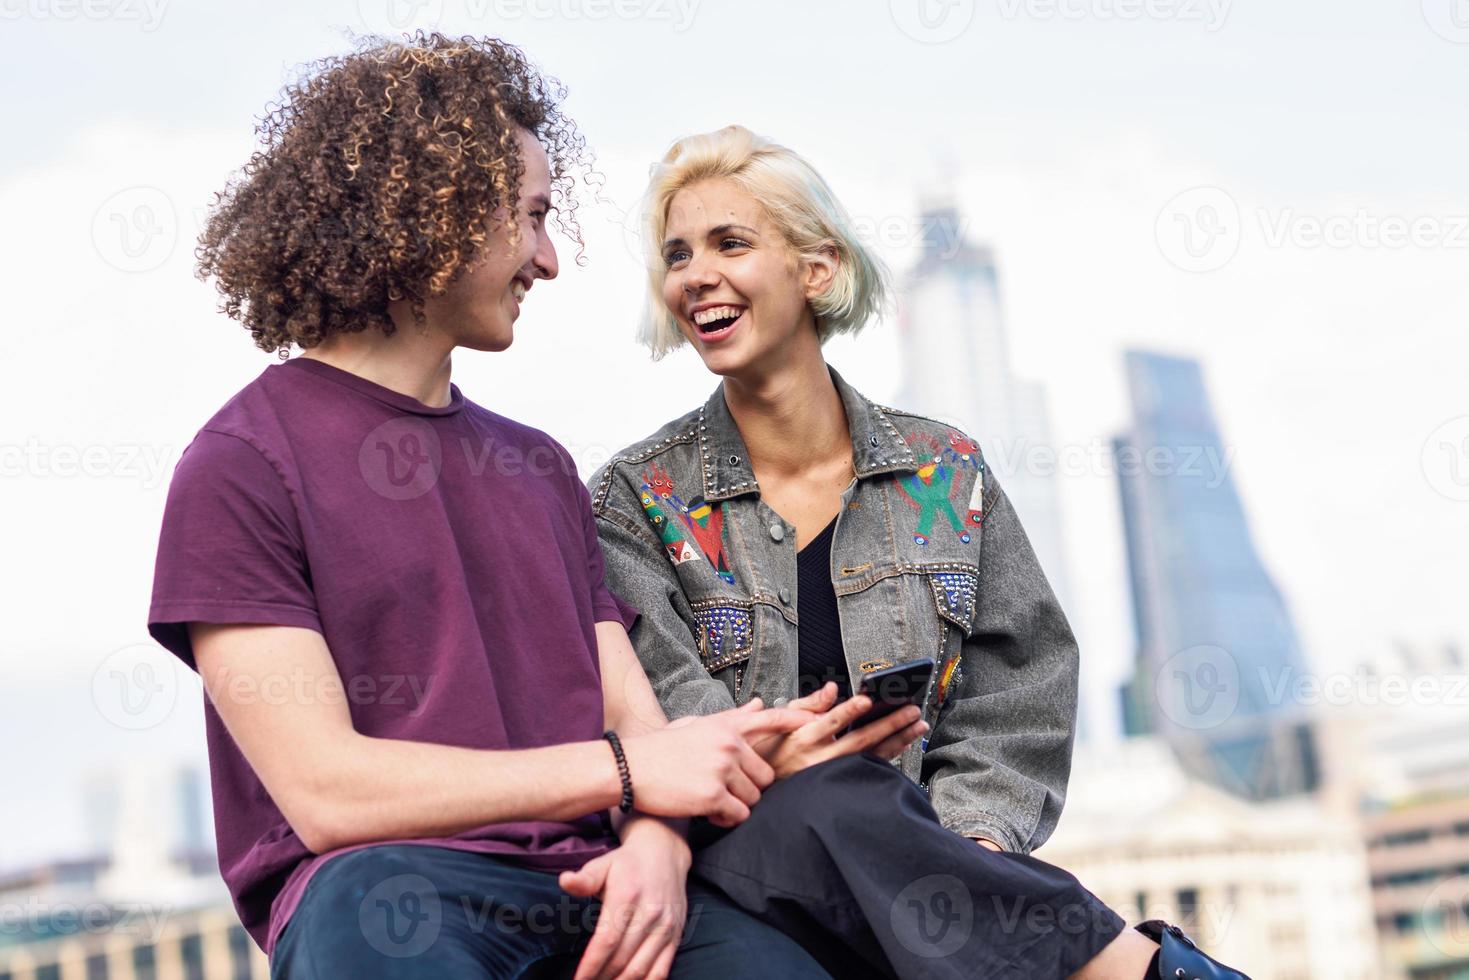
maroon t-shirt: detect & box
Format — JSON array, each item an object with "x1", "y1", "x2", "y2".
[{"x1": 147, "y1": 357, "x2": 638, "y2": 953}]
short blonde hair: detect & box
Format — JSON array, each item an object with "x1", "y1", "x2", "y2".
[{"x1": 636, "y1": 125, "x2": 891, "y2": 359}]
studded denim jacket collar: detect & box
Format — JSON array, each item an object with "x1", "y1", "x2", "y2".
[{"x1": 695, "y1": 367, "x2": 920, "y2": 503}]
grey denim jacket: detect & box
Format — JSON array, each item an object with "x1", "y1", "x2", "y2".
[{"x1": 588, "y1": 367, "x2": 1079, "y2": 854}]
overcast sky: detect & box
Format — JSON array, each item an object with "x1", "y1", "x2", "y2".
[{"x1": 3, "y1": 0, "x2": 1467, "y2": 868}]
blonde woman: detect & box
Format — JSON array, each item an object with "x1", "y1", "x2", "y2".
[{"x1": 589, "y1": 126, "x2": 1251, "y2": 979}]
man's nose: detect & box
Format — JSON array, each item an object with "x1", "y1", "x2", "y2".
[{"x1": 534, "y1": 230, "x2": 558, "y2": 281}]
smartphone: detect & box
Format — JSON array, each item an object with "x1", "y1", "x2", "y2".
[{"x1": 848, "y1": 657, "x2": 935, "y2": 730}]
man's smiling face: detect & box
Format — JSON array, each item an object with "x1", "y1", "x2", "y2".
[{"x1": 437, "y1": 126, "x2": 560, "y2": 352}]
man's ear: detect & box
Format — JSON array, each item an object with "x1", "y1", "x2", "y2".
[{"x1": 803, "y1": 245, "x2": 840, "y2": 301}]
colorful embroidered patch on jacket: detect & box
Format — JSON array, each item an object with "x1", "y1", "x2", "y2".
[
  {"x1": 944, "y1": 431, "x2": 986, "y2": 533},
  {"x1": 934, "y1": 654, "x2": 963, "y2": 711},
  {"x1": 894, "y1": 431, "x2": 984, "y2": 546},
  {"x1": 681, "y1": 496, "x2": 734, "y2": 584},
  {"x1": 639, "y1": 483, "x2": 703, "y2": 567},
  {"x1": 639, "y1": 465, "x2": 735, "y2": 584}
]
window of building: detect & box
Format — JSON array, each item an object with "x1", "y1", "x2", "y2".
[
  {"x1": 229, "y1": 924, "x2": 253, "y2": 980},
  {"x1": 132, "y1": 943, "x2": 157, "y2": 980},
  {"x1": 1176, "y1": 887, "x2": 1200, "y2": 929},
  {"x1": 181, "y1": 932, "x2": 205, "y2": 980},
  {"x1": 85, "y1": 953, "x2": 108, "y2": 980}
]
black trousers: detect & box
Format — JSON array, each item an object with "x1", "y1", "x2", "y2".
[{"x1": 690, "y1": 753, "x2": 1127, "y2": 980}]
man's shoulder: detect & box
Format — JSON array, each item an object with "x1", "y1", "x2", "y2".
[
  {"x1": 187, "y1": 359, "x2": 335, "y2": 452},
  {"x1": 172, "y1": 366, "x2": 289, "y2": 471},
  {"x1": 587, "y1": 406, "x2": 703, "y2": 516}
]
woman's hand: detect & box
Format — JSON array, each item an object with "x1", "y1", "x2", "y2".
[{"x1": 749, "y1": 682, "x2": 928, "y2": 779}]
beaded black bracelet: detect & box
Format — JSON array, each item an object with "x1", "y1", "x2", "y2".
[{"x1": 602, "y1": 730, "x2": 634, "y2": 814}]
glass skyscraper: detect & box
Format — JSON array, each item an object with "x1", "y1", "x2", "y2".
[{"x1": 1115, "y1": 350, "x2": 1319, "y2": 800}]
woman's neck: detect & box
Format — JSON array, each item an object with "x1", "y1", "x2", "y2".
[{"x1": 723, "y1": 343, "x2": 851, "y2": 478}]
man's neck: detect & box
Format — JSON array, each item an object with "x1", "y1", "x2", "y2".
[
  {"x1": 298, "y1": 317, "x2": 457, "y2": 408},
  {"x1": 723, "y1": 336, "x2": 850, "y2": 478}
]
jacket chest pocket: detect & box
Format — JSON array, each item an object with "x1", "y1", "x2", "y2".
[
  {"x1": 688, "y1": 597, "x2": 756, "y2": 675},
  {"x1": 927, "y1": 569, "x2": 979, "y2": 636},
  {"x1": 921, "y1": 567, "x2": 980, "y2": 719}
]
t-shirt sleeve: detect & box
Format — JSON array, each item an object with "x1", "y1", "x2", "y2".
[
  {"x1": 559, "y1": 445, "x2": 640, "y2": 632},
  {"x1": 148, "y1": 429, "x2": 322, "y2": 670}
]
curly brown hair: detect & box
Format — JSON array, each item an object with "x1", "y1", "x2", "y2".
[{"x1": 196, "y1": 32, "x2": 590, "y2": 354}]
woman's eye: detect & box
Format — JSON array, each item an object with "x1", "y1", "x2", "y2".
[
  {"x1": 720, "y1": 238, "x2": 750, "y2": 250},
  {"x1": 664, "y1": 249, "x2": 690, "y2": 267}
]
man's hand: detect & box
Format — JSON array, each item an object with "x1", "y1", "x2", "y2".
[
  {"x1": 619, "y1": 700, "x2": 810, "y2": 827},
  {"x1": 749, "y1": 683, "x2": 928, "y2": 780},
  {"x1": 561, "y1": 817, "x2": 691, "y2": 980}
]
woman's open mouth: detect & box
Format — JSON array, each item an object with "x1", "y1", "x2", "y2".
[{"x1": 691, "y1": 304, "x2": 746, "y2": 343}]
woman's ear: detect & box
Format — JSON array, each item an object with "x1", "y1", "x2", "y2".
[{"x1": 803, "y1": 245, "x2": 840, "y2": 301}]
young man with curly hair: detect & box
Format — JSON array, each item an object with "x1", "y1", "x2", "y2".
[{"x1": 147, "y1": 34, "x2": 849, "y2": 979}]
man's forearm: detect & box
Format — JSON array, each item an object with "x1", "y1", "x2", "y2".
[
  {"x1": 595, "y1": 619, "x2": 691, "y2": 844},
  {"x1": 300, "y1": 733, "x2": 624, "y2": 853}
]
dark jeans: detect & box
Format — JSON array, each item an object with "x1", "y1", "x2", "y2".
[
  {"x1": 269, "y1": 843, "x2": 830, "y2": 979},
  {"x1": 691, "y1": 753, "x2": 1128, "y2": 980}
]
